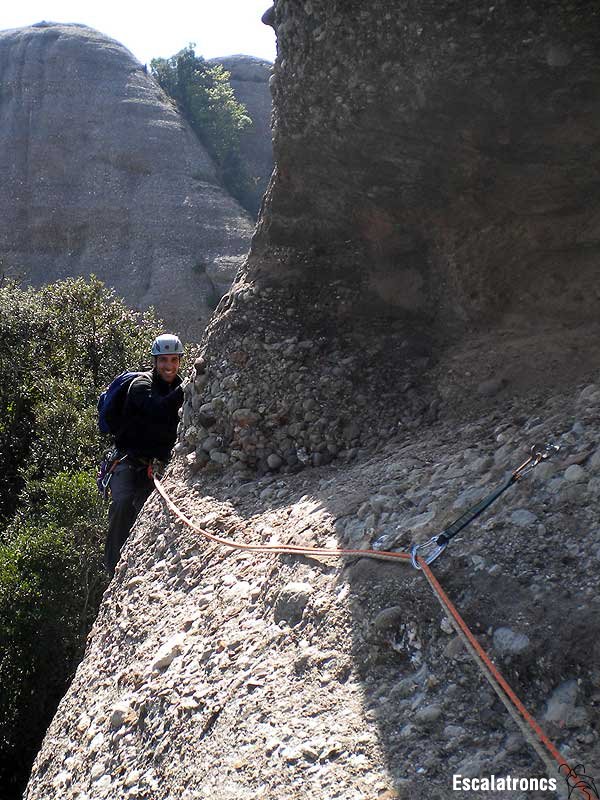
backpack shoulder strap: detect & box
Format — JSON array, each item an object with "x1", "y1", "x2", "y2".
[{"x1": 122, "y1": 370, "x2": 153, "y2": 412}]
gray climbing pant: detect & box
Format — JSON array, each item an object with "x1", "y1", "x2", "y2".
[{"x1": 105, "y1": 461, "x2": 153, "y2": 577}]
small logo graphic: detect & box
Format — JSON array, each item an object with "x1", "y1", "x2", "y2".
[{"x1": 559, "y1": 764, "x2": 599, "y2": 800}]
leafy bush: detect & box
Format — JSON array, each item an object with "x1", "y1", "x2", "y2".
[
  {"x1": 0, "y1": 276, "x2": 165, "y2": 798},
  {"x1": 0, "y1": 473, "x2": 107, "y2": 798},
  {"x1": 151, "y1": 45, "x2": 256, "y2": 212}
]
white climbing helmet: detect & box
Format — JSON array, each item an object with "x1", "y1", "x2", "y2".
[{"x1": 151, "y1": 333, "x2": 184, "y2": 356}]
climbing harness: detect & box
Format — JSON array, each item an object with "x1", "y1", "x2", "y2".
[
  {"x1": 147, "y1": 440, "x2": 593, "y2": 797},
  {"x1": 96, "y1": 451, "x2": 128, "y2": 500},
  {"x1": 410, "y1": 442, "x2": 560, "y2": 568}
]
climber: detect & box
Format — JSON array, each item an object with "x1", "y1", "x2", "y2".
[{"x1": 103, "y1": 333, "x2": 187, "y2": 577}]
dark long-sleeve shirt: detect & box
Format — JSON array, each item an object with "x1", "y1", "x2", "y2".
[{"x1": 115, "y1": 370, "x2": 184, "y2": 462}]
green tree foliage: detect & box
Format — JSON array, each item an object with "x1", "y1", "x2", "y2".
[
  {"x1": 0, "y1": 473, "x2": 107, "y2": 799},
  {"x1": 150, "y1": 45, "x2": 257, "y2": 213},
  {"x1": 0, "y1": 276, "x2": 163, "y2": 799}
]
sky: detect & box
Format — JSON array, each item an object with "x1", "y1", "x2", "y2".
[{"x1": 1, "y1": 0, "x2": 277, "y2": 64}]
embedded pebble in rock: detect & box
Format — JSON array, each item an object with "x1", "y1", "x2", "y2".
[
  {"x1": 90, "y1": 763, "x2": 105, "y2": 780},
  {"x1": 390, "y1": 676, "x2": 419, "y2": 700},
  {"x1": 210, "y1": 450, "x2": 230, "y2": 466},
  {"x1": 543, "y1": 680, "x2": 588, "y2": 729},
  {"x1": 373, "y1": 606, "x2": 404, "y2": 633},
  {"x1": 89, "y1": 732, "x2": 104, "y2": 752},
  {"x1": 109, "y1": 702, "x2": 132, "y2": 730},
  {"x1": 443, "y1": 724, "x2": 467, "y2": 739},
  {"x1": 452, "y1": 486, "x2": 487, "y2": 510},
  {"x1": 577, "y1": 384, "x2": 599, "y2": 404},
  {"x1": 505, "y1": 733, "x2": 527, "y2": 754},
  {"x1": 454, "y1": 754, "x2": 490, "y2": 779},
  {"x1": 267, "y1": 454, "x2": 283, "y2": 470},
  {"x1": 202, "y1": 435, "x2": 220, "y2": 451},
  {"x1": 150, "y1": 632, "x2": 187, "y2": 672},
  {"x1": 589, "y1": 449, "x2": 600, "y2": 470},
  {"x1": 370, "y1": 494, "x2": 392, "y2": 513},
  {"x1": 124, "y1": 770, "x2": 141, "y2": 787},
  {"x1": 94, "y1": 775, "x2": 112, "y2": 791},
  {"x1": 405, "y1": 510, "x2": 436, "y2": 530},
  {"x1": 414, "y1": 704, "x2": 442, "y2": 727},
  {"x1": 493, "y1": 627, "x2": 531, "y2": 656},
  {"x1": 440, "y1": 617, "x2": 454, "y2": 635},
  {"x1": 477, "y1": 377, "x2": 508, "y2": 397},
  {"x1": 532, "y1": 461, "x2": 556, "y2": 482},
  {"x1": 510, "y1": 509, "x2": 538, "y2": 527},
  {"x1": 274, "y1": 582, "x2": 314, "y2": 626},
  {"x1": 564, "y1": 464, "x2": 586, "y2": 483}
]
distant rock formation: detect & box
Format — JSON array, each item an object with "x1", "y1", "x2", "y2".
[
  {"x1": 208, "y1": 55, "x2": 273, "y2": 215},
  {"x1": 0, "y1": 22, "x2": 255, "y2": 339}
]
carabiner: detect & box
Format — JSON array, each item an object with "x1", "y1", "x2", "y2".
[
  {"x1": 408, "y1": 441, "x2": 560, "y2": 568},
  {"x1": 410, "y1": 536, "x2": 447, "y2": 569},
  {"x1": 514, "y1": 442, "x2": 560, "y2": 480}
]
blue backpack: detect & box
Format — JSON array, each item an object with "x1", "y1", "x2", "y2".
[{"x1": 97, "y1": 371, "x2": 145, "y2": 435}]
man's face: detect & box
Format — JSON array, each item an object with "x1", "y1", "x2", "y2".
[{"x1": 155, "y1": 354, "x2": 181, "y2": 384}]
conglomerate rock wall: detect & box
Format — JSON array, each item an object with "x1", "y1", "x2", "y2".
[
  {"x1": 24, "y1": 382, "x2": 600, "y2": 800},
  {"x1": 178, "y1": 0, "x2": 600, "y2": 476},
  {"x1": 0, "y1": 22, "x2": 254, "y2": 339},
  {"x1": 259, "y1": 0, "x2": 600, "y2": 326}
]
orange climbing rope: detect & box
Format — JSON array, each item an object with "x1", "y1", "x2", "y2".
[
  {"x1": 151, "y1": 471, "x2": 593, "y2": 799},
  {"x1": 152, "y1": 472, "x2": 412, "y2": 564},
  {"x1": 418, "y1": 559, "x2": 592, "y2": 799}
]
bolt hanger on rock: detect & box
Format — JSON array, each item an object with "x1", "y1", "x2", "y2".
[{"x1": 410, "y1": 442, "x2": 560, "y2": 568}]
